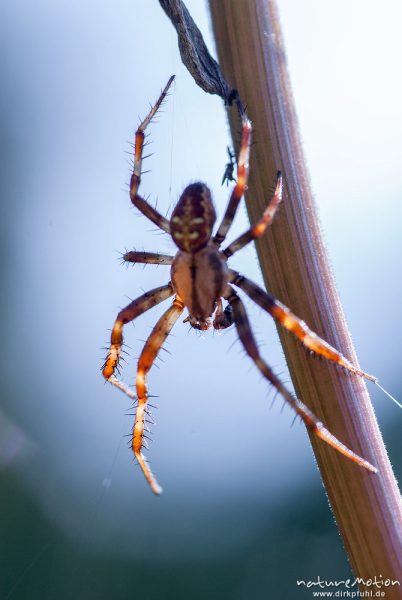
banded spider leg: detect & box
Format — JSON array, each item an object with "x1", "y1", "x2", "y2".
[
  {"x1": 212, "y1": 114, "x2": 252, "y2": 246},
  {"x1": 103, "y1": 78, "x2": 180, "y2": 492},
  {"x1": 102, "y1": 284, "x2": 174, "y2": 394},
  {"x1": 129, "y1": 75, "x2": 175, "y2": 233},
  {"x1": 214, "y1": 165, "x2": 377, "y2": 471},
  {"x1": 103, "y1": 287, "x2": 183, "y2": 494},
  {"x1": 228, "y1": 269, "x2": 376, "y2": 381},
  {"x1": 212, "y1": 164, "x2": 376, "y2": 382},
  {"x1": 216, "y1": 167, "x2": 376, "y2": 382},
  {"x1": 218, "y1": 169, "x2": 377, "y2": 470},
  {"x1": 133, "y1": 296, "x2": 184, "y2": 494},
  {"x1": 223, "y1": 285, "x2": 377, "y2": 473}
]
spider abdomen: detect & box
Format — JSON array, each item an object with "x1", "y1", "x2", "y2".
[
  {"x1": 171, "y1": 244, "x2": 228, "y2": 325},
  {"x1": 170, "y1": 183, "x2": 216, "y2": 252}
]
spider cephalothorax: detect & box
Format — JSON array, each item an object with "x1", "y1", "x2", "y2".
[{"x1": 103, "y1": 76, "x2": 378, "y2": 495}]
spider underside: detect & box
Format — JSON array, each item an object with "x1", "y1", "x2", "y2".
[{"x1": 103, "y1": 76, "x2": 378, "y2": 495}]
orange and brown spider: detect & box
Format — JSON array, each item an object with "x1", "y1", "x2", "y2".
[{"x1": 103, "y1": 75, "x2": 378, "y2": 495}]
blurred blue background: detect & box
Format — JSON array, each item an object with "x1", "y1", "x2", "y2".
[{"x1": 0, "y1": 1, "x2": 401, "y2": 598}]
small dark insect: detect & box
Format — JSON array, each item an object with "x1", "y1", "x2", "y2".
[
  {"x1": 103, "y1": 76, "x2": 379, "y2": 495},
  {"x1": 221, "y1": 146, "x2": 236, "y2": 186}
]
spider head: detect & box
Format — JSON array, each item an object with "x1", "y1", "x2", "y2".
[{"x1": 170, "y1": 183, "x2": 216, "y2": 252}]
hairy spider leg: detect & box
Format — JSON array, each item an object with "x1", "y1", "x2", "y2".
[
  {"x1": 123, "y1": 251, "x2": 174, "y2": 266},
  {"x1": 134, "y1": 296, "x2": 184, "y2": 494},
  {"x1": 223, "y1": 172, "x2": 283, "y2": 258},
  {"x1": 213, "y1": 115, "x2": 252, "y2": 246},
  {"x1": 228, "y1": 270, "x2": 376, "y2": 382},
  {"x1": 130, "y1": 75, "x2": 175, "y2": 233},
  {"x1": 102, "y1": 284, "x2": 174, "y2": 397},
  {"x1": 223, "y1": 285, "x2": 377, "y2": 473}
]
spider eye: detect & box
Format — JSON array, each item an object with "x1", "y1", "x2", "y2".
[{"x1": 170, "y1": 183, "x2": 216, "y2": 252}]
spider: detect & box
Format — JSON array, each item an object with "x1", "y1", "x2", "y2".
[{"x1": 103, "y1": 75, "x2": 378, "y2": 495}]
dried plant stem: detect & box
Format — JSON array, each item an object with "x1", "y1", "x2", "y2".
[{"x1": 209, "y1": 0, "x2": 402, "y2": 590}]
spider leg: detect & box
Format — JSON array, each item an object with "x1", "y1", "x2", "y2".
[
  {"x1": 213, "y1": 115, "x2": 252, "y2": 246},
  {"x1": 130, "y1": 76, "x2": 175, "y2": 233},
  {"x1": 134, "y1": 296, "x2": 184, "y2": 494},
  {"x1": 223, "y1": 172, "x2": 283, "y2": 258},
  {"x1": 229, "y1": 270, "x2": 376, "y2": 382},
  {"x1": 123, "y1": 251, "x2": 174, "y2": 266},
  {"x1": 102, "y1": 284, "x2": 174, "y2": 394},
  {"x1": 223, "y1": 285, "x2": 377, "y2": 473}
]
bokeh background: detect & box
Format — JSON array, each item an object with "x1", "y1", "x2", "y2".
[{"x1": 1, "y1": 1, "x2": 401, "y2": 598}]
